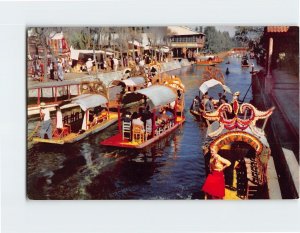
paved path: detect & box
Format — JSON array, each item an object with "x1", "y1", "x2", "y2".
[{"x1": 271, "y1": 69, "x2": 299, "y2": 139}]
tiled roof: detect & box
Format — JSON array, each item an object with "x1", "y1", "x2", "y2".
[{"x1": 267, "y1": 26, "x2": 289, "y2": 33}]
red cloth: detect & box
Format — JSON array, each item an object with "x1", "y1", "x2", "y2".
[{"x1": 202, "y1": 170, "x2": 225, "y2": 198}]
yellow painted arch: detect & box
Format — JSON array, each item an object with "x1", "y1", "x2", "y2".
[{"x1": 210, "y1": 131, "x2": 264, "y2": 156}]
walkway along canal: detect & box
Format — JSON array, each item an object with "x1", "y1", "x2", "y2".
[{"x1": 27, "y1": 57, "x2": 256, "y2": 199}]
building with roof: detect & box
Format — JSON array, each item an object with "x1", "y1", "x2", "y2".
[
  {"x1": 263, "y1": 26, "x2": 299, "y2": 75},
  {"x1": 168, "y1": 26, "x2": 205, "y2": 58}
]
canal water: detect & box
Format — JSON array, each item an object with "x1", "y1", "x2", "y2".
[{"x1": 27, "y1": 56, "x2": 254, "y2": 200}]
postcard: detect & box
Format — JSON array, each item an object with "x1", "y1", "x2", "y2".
[{"x1": 26, "y1": 26, "x2": 299, "y2": 200}]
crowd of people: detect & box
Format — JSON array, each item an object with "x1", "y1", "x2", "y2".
[
  {"x1": 31, "y1": 56, "x2": 72, "y2": 82},
  {"x1": 122, "y1": 104, "x2": 176, "y2": 142}
]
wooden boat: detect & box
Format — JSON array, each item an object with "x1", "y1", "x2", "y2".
[
  {"x1": 31, "y1": 80, "x2": 118, "y2": 145},
  {"x1": 212, "y1": 56, "x2": 223, "y2": 63},
  {"x1": 195, "y1": 60, "x2": 216, "y2": 66},
  {"x1": 108, "y1": 76, "x2": 147, "y2": 108},
  {"x1": 201, "y1": 99, "x2": 275, "y2": 199},
  {"x1": 101, "y1": 84, "x2": 185, "y2": 149},
  {"x1": 190, "y1": 67, "x2": 231, "y2": 121},
  {"x1": 241, "y1": 56, "x2": 250, "y2": 67}
]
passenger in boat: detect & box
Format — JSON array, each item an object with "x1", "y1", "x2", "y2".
[
  {"x1": 218, "y1": 93, "x2": 228, "y2": 106},
  {"x1": 141, "y1": 106, "x2": 153, "y2": 138},
  {"x1": 177, "y1": 90, "x2": 182, "y2": 100},
  {"x1": 204, "y1": 97, "x2": 214, "y2": 113},
  {"x1": 131, "y1": 112, "x2": 145, "y2": 137},
  {"x1": 202, "y1": 153, "x2": 231, "y2": 199},
  {"x1": 225, "y1": 67, "x2": 230, "y2": 75},
  {"x1": 39, "y1": 102, "x2": 52, "y2": 139}
]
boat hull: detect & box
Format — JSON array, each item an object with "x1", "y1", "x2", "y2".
[
  {"x1": 101, "y1": 117, "x2": 185, "y2": 149},
  {"x1": 32, "y1": 113, "x2": 118, "y2": 145}
]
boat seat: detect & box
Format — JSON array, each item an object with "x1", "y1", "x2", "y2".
[
  {"x1": 63, "y1": 115, "x2": 69, "y2": 124},
  {"x1": 52, "y1": 124, "x2": 71, "y2": 138},
  {"x1": 132, "y1": 125, "x2": 145, "y2": 143},
  {"x1": 122, "y1": 121, "x2": 131, "y2": 140}
]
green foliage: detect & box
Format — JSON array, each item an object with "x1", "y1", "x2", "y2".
[
  {"x1": 234, "y1": 26, "x2": 264, "y2": 47},
  {"x1": 204, "y1": 26, "x2": 235, "y2": 53}
]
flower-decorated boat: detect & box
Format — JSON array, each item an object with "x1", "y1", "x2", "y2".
[
  {"x1": 201, "y1": 98, "x2": 275, "y2": 199},
  {"x1": 190, "y1": 67, "x2": 231, "y2": 121}
]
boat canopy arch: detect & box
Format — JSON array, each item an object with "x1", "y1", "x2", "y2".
[
  {"x1": 136, "y1": 85, "x2": 177, "y2": 109},
  {"x1": 72, "y1": 94, "x2": 108, "y2": 111},
  {"x1": 199, "y1": 79, "x2": 232, "y2": 94},
  {"x1": 110, "y1": 77, "x2": 146, "y2": 88},
  {"x1": 209, "y1": 130, "x2": 271, "y2": 185},
  {"x1": 210, "y1": 131, "x2": 264, "y2": 156}
]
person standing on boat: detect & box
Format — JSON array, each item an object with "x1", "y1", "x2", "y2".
[
  {"x1": 202, "y1": 153, "x2": 231, "y2": 199},
  {"x1": 192, "y1": 96, "x2": 200, "y2": 112},
  {"x1": 39, "y1": 102, "x2": 52, "y2": 139}
]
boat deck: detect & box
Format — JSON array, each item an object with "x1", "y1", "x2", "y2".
[
  {"x1": 32, "y1": 112, "x2": 118, "y2": 144},
  {"x1": 101, "y1": 116, "x2": 185, "y2": 149}
]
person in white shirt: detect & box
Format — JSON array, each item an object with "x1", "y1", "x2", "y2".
[
  {"x1": 131, "y1": 112, "x2": 145, "y2": 130},
  {"x1": 113, "y1": 57, "x2": 119, "y2": 71},
  {"x1": 86, "y1": 58, "x2": 94, "y2": 74},
  {"x1": 39, "y1": 102, "x2": 52, "y2": 139}
]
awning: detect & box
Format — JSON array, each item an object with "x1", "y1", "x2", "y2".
[
  {"x1": 70, "y1": 47, "x2": 113, "y2": 60},
  {"x1": 136, "y1": 85, "x2": 177, "y2": 108},
  {"x1": 72, "y1": 94, "x2": 108, "y2": 111},
  {"x1": 122, "y1": 77, "x2": 145, "y2": 87},
  {"x1": 199, "y1": 79, "x2": 232, "y2": 94},
  {"x1": 110, "y1": 77, "x2": 145, "y2": 87}
]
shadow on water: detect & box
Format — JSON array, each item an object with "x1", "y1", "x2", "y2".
[{"x1": 27, "y1": 57, "x2": 251, "y2": 200}]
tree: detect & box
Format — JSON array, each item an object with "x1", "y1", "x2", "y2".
[
  {"x1": 203, "y1": 26, "x2": 235, "y2": 53},
  {"x1": 234, "y1": 26, "x2": 264, "y2": 48}
]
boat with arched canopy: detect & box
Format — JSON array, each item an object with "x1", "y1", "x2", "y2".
[
  {"x1": 31, "y1": 79, "x2": 118, "y2": 144},
  {"x1": 100, "y1": 83, "x2": 185, "y2": 149},
  {"x1": 190, "y1": 67, "x2": 231, "y2": 121},
  {"x1": 201, "y1": 98, "x2": 275, "y2": 199}
]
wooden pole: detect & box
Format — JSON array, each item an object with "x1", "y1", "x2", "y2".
[
  {"x1": 67, "y1": 85, "x2": 70, "y2": 99},
  {"x1": 152, "y1": 108, "x2": 156, "y2": 136},
  {"x1": 37, "y1": 88, "x2": 41, "y2": 105},
  {"x1": 54, "y1": 86, "x2": 57, "y2": 102},
  {"x1": 267, "y1": 37, "x2": 273, "y2": 76},
  {"x1": 117, "y1": 105, "x2": 121, "y2": 133}
]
